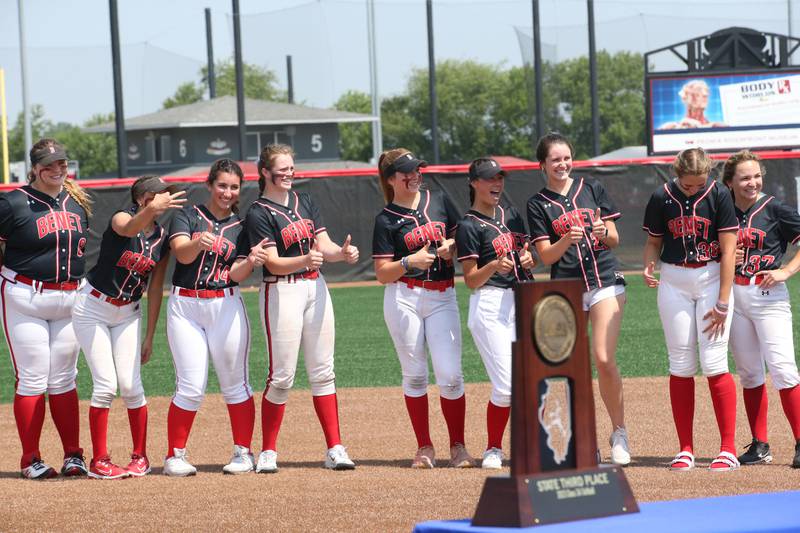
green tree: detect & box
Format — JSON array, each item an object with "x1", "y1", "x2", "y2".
[
  {"x1": 8, "y1": 104, "x2": 53, "y2": 162},
  {"x1": 50, "y1": 113, "x2": 118, "y2": 178},
  {"x1": 163, "y1": 81, "x2": 204, "y2": 109},
  {"x1": 334, "y1": 90, "x2": 372, "y2": 162}
]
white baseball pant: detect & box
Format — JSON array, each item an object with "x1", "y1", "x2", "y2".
[
  {"x1": 0, "y1": 267, "x2": 80, "y2": 396},
  {"x1": 657, "y1": 262, "x2": 734, "y2": 377},
  {"x1": 730, "y1": 280, "x2": 800, "y2": 390},
  {"x1": 259, "y1": 275, "x2": 336, "y2": 405},
  {"x1": 167, "y1": 287, "x2": 253, "y2": 411},
  {"x1": 467, "y1": 286, "x2": 514, "y2": 407},
  {"x1": 383, "y1": 282, "x2": 464, "y2": 399},
  {"x1": 72, "y1": 284, "x2": 145, "y2": 409}
]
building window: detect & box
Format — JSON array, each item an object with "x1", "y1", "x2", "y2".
[{"x1": 145, "y1": 134, "x2": 172, "y2": 163}]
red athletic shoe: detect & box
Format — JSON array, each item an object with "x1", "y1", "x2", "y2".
[
  {"x1": 125, "y1": 454, "x2": 151, "y2": 477},
  {"x1": 88, "y1": 456, "x2": 130, "y2": 480}
]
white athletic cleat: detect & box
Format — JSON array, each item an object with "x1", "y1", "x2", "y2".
[
  {"x1": 223, "y1": 445, "x2": 255, "y2": 475},
  {"x1": 481, "y1": 447, "x2": 504, "y2": 470},
  {"x1": 256, "y1": 450, "x2": 278, "y2": 474},
  {"x1": 324, "y1": 444, "x2": 355, "y2": 470},
  {"x1": 21, "y1": 458, "x2": 57, "y2": 480},
  {"x1": 163, "y1": 448, "x2": 197, "y2": 477},
  {"x1": 609, "y1": 426, "x2": 631, "y2": 466}
]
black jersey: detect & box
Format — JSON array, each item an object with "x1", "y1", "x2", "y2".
[
  {"x1": 527, "y1": 177, "x2": 623, "y2": 292},
  {"x1": 0, "y1": 185, "x2": 89, "y2": 282},
  {"x1": 169, "y1": 204, "x2": 248, "y2": 289},
  {"x1": 245, "y1": 191, "x2": 325, "y2": 277},
  {"x1": 642, "y1": 178, "x2": 738, "y2": 265},
  {"x1": 372, "y1": 189, "x2": 460, "y2": 282},
  {"x1": 455, "y1": 205, "x2": 534, "y2": 289},
  {"x1": 87, "y1": 205, "x2": 168, "y2": 302},
  {"x1": 734, "y1": 195, "x2": 800, "y2": 277}
]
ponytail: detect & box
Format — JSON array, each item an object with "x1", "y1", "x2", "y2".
[{"x1": 63, "y1": 178, "x2": 93, "y2": 217}]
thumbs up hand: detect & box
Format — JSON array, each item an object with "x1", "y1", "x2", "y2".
[
  {"x1": 591, "y1": 207, "x2": 607, "y2": 240},
  {"x1": 197, "y1": 220, "x2": 216, "y2": 251},
  {"x1": 341, "y1": 234, "x2": 360, "y2": 264},
  {"x1": 305, "y1": 239, "x2": 324, "y2": 270},
  {"x1": 518, "y1": 241, "x2": 536, "y2": 269}
]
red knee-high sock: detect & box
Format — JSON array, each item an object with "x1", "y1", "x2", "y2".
[
  {"x1": 261, "y1": 395, "x2": 286, "y2": 452},
  {"x1": 404, "y1": 394, "x2": 432, "y2": 448},
  {"x1": 486, "y1": 402, "x2": 511, "y2": 450},
  {"x1": 226, "y1": 397, "x2": 255, "y2": 449},
  {"x1": 127, "y1": 405, "x2": 148, "y2": 457},
  {"x1": 779, "y1": 385, "x2": 800, "y2": 440},
  {"x1": 440, "y1": 395, "x2": 467, "y2": 448},
  {"x1": 742, "y1": 385, "x2": 768, "y2": 442},
  {"x1": 669, "y1": 375, "x2": 695, "y2": 453},
  {"x1": 708, "y1": 373, "x2": 737, "y2": 455},
  {"x1": 48, "y1": 389, "x2": 82, "y2": 457},
  {"x1": 14, "y1": 394, "x2": 46, "y2": 468},
  {"x1": 313, "y1": 393, "x2": 342, "y2": 449},
  {"x1": 166, "y1": 402, "x2": 197, "y2": 457},
  {"x1": 89, "y1": 406, "x2": 110, "y2": 459}
]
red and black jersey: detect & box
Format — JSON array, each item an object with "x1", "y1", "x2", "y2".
[
  {"x1": 372, "y1": 189, "x2": 460, "y2": 282},
  {"x1": 734, "y1": 195, "x2": 800, "y2": 277},
  {"x1": 642, "y1": 177, "x2": 738, "y2": 265},
  {"x1": 527, "y1": 177, "x2": 623, "y2": 292},
  {"x1": 244, "y1": 191, "x2": 324, "y2": 277},
  {"x1": 455, "y1": 205, "x2": 534, "y2": 289},
  {"x1": 169, "y1": 204, "x2": 248, "y2": 289},
  {"x1": 87, "y1": 205, "x2": 168, "y2": 302},
  {"x1": 0, "y1": 185, "x2": 89, "y2": 282}
]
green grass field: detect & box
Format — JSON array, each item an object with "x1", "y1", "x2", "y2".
[{"x1": 1, "y1": 276, "x2": 799, "y2": 403}]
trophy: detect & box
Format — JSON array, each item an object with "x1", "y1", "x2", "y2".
[{"x1": 472, "y1": 279, "x2": 638, "y2": 527}]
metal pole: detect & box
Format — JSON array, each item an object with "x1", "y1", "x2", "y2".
[
  {"x1": 109, "y1": 0, "x2": 127, "y2": 179},
  {"x1": 366, "y1": 0, "x2": 383, "y2": 163},
  {"x1": 426, "y1": 0, "x2": 440, "y2": 164},
  {"x1": 532, "y1": 0, "x2": 544, "y2": 143},
  {"x1": 790, "y1": 0, "x2": 794, "y2": 66},
  {"x1": 17, "y1": 0, "x2": 31, "y2": 174},
  {"x1": 588, "y1": 0, "x2": 600, "y2": 157},
  {"x1": 1, "y1": 68, "x2": 9, "y2": 184},
  {"x1": 286, "y1": 55, "x2": 294, "y2": 104},
  {"x1": 205, "y1": 7, "x2": 216, "y2": 98},
  {"x1": 232, "y1": 0, "x2": 247, "y2": 161}
]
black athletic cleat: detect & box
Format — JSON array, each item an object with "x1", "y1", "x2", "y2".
[
  {"x1": 792, "y1": 440, "x2": 800, "y2": 469},
  {"x1": 738, "y1": 438, "x2": 772, "y2": 465}
]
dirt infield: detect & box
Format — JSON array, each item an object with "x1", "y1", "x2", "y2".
[{"x1": 1, "y1": 377, "x2": 798, "y2": 532}]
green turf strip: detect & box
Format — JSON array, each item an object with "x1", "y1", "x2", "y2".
[{"x1": 1, "y1": 276, "x2": 799, "y2": 403}]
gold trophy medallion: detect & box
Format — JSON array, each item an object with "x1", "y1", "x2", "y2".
[{"x1": 532, "y1": 294, "x2": 577, "y2": 364}]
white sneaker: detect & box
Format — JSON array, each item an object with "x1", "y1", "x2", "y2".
[
  {"x1": 609, "y1": 427, "x2": 631, "y2": 466},
  {"x1": 325, "y1": 444, "x2": 355, "y2": 470},
  {"x1": 256, "y1": 450, "x2": 278, "y2": 473},
  {"x1": 163, "y1": 448, "x2": 197, "y2": 477},
  {"x1": 222, "y1": 445, "x2": 255, "y2": 475},
  {"x1": 21, "y1": 459, "x2": 57, "y2": 480},
  {"x1": 481, "y1": 447, "x2": 504, "y2": 470}
]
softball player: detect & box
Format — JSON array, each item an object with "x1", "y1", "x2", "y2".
[
  {"x1": 164, "y1": 159, "x2": 268, "y2": 476},
  {"x1": 456, "y1": 158, "x2": 535, "y2": 469},
  {"x1": 526, "y1": 133, "x2": 630, "y2": 466},
  {"x1": 72, "y1": 176, "x2": 183, "y2": 479},
  {"x1": 642, "y1": 147, "x2": 740, "y2": 471},
  {"x1": 247, "y1": 144, "x2": 357, "y2": 473},
  {"x1": 721, "y1": 150, "x2": 800, "y2": 469},
  {"x1": 373, "y1": 148, "x2": 474, "y2": 469},
  {"x1": 0, "y1": 138, "x2": 92, "y2": 479}
]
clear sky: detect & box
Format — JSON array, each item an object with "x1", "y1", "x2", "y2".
[{"x1": 0, "y1": 0, "x2": 796, "y2": 125}]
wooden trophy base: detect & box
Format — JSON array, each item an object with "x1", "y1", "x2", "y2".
[{"x1": 472, "y1": 466, "x2": 639, "y2": 528}]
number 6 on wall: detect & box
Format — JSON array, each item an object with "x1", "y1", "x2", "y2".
[{"x1": 311, "y1": 134, "x2": 323, "y2": 153}]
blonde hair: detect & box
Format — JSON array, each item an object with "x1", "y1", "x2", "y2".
[
  {"x1": 377, "y1": 148, "x2": 412, "y2": 204},
  {"x1": 673, "y1": 147, "x2": 715, "y2": 178},
  {"x1": 721, "y1": 150, "x2": 763, "y2": 186},
  {"x1": 257, "y1": 143, "x2": 295, "y2": 194},
  {"x1": 28, "y1": 138, "x2": 93, "y2": 216}
]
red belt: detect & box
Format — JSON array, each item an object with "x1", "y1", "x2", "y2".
[
  {"x1": 399, "y1": 276, "x2": 454, "y2": 292},
  {"x1": 90, "y1": 289, "x2": 135, "y2": 307},
  {"x1": 735, "y1": 274, "x2": 766, "y2": 286},
  {"x1": 675, "y1": 261, "x2": 708, "y2": 269},
  {"x1": 15, "y1": 274, "x2": 79, "y2": 291},
  {"x1": 176, "y1": 287, "x2": 235, "y2": 298}
]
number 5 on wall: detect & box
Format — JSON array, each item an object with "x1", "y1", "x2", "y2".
[{"x1": 311, "y1": 134, "x2": 322, "y2": 153}]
